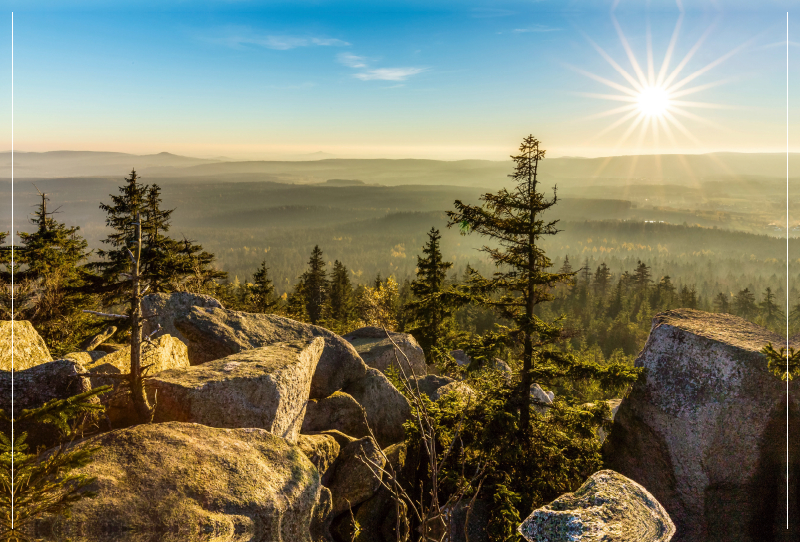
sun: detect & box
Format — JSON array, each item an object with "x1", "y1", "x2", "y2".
[
  {"x1": 637, "y1": 86, "x2": 671, "y2": 118},
  {"x1": 570, "y1": 11, "x2": 747, "y2": 151}
]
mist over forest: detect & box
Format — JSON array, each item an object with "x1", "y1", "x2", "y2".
[{"x1": 1, "y1": 151, "x2": 796, "y2": 308}]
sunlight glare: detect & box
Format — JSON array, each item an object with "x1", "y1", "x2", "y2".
[{"x1": 637, "y1": 86, "x2": 670, "y2": 117}]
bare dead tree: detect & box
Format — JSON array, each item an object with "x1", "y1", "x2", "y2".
[{"x1": 80, "y1": 212, "x2": 158, "y2": 425}]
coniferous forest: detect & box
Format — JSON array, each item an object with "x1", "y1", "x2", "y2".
[{"x1": 0, "y1": 135, "x2": 796, "y2": 541}]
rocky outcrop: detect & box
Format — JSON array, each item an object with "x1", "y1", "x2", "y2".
[
  {"x1": 343, "y1": 368, "x2": 411, "y2": 448},
  {"x1": 432, "y1": 380, "x2": 476, "y2": 403},
  {"x1": 312, "y1": 486, "x2": 335, "y2": 542},
  {"x1": 301, "y1": 391, "x2": 370, "y2": 440},
  {"x1": 342, "y1": 326, "x2": 426, "y2": 377},
  {"x1": 83, "y1": 334, "x2": 190, "y2": 375},
  {"x1": 327, "y1": 436, "x2": 385, "y2": 516},
  {"x1": 409, "y1": 374, "x2": 455, "y2": 401},
  {"x1": 0, "y1": 320, "x2": 52, "y2": 371},
  {"x1": 40, "y1": 422, "x2": 322, "y2": 542},
  {"x1": 64, "y1": 350, "x2": 108, "y2": 366},
  {"x1": 79, "y1": 325, "x2": 117, "y2": 351},
  {"x1": 0, "y1": 359, "x2": 92, "y2": 449},
  {"x1": 173, "y1": 306, "x2": 367, "y2": 399},
  {"x1": 518, "y1": 470, "x2": 675, "y2": 542},
  {"x1": 141, "y1": 291, "x2": 224, "y2": 358},
  {"x1": 450, "y1": 349, "x2": 471, "y2": 368},
  {"x1": 604, "y1": 309, "x2": 798, "y2": 542},
  {"x1": 298, "y1": 433, "x2": 341, "y2": 481},
  {"x1": 530, "y1": 384, "x2": 554, "y2": 415},
  {"x1": 149, "y1": 339, "x2": 323, "y2": 443},
  {"x1": 597, "y1": 399, "x2": 622, "y2": 443}
]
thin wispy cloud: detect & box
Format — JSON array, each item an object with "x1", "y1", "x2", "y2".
[
  {"x1": 337, "y1": 52, "x2": 368, "y2": 68},
  {"x1": 512, "y1": 25, "x2": 560, "y2": 33},
  {"x1": 353, "y1": 68, "x2": 427, "y2": 81},
  {"x1": 208, "y1": 27, "x2": 350, "y2": 50}
]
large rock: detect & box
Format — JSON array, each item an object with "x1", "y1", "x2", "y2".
[
  {"x1": 40, "y1": 422, "x2": 322, "y2": 542},
  {"x1": 530, "y1": 384, "x2": 554, "y2": 415},
  {"x1": 301, "y1": 391, "x2": 371, "y2": 440},
  {"x1": 604, "y1": 309, "x2": 799, "y2": 542},
  {"x1": 597, "y1": 399, "x2": 622, "y2": 443},
  {"x1": 450, "y1": 349, "x2": 471, "y2": 368},
  {"x1": 518, "y1": 470, "x2": 675, "y2": 542},
  {"x1": 173, "y1": 305, "x2": 367, "y2": 399},
  {"x1": 409, "y1": 374, "x2": 455, "y2": 401},
  {"x1": 79, "y1": 325, "x2": 117, "y2": 351},
  {"x1": 64, "y1": 350, "x2": 108, "y2": 366},
  {"x1": 83, "y1": 334, "x2": 190, "y2": 375},
  {"x1": 141, "y1": 291, "x2": 224, "y2": 356},
  {"x1": 0, "y1": 359, "x2": 92, "y2": 449},
  {"x1": 298, "y1": 433, "x2": 341, "y2": 482},
  {"x1": 327, "y1": 436, "x2": 385, "y2": 516},
  {"x1": 0, "y1": 320, "x2": 52, "y2": 370},
  {"x1": 352, "y1": 488, "x2": 408, "y2": 542},
  {"x1": 311, "y1": 486, "x2": 335, "y2": 542},
  {"x1": 342, "y1": 326, "x2": 426, "y2": 377},
  {"x1": 432, "y1": 380, "x2": 476, "y2": 403},
  {"x1": 343, "y1": 368, "x2": 411, "y2": 448},
  {"x1": 149, "y1": 339, "x2": 323, "y2": 443}
]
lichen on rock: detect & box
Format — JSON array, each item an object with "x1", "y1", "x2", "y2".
[{"x1": 518, "y1": 470, "x2": 675, "y2": 542}]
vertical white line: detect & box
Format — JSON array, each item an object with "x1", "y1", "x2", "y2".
[
  {"x1": 9, "y1": 10, "x2": 14, "y2": 532},
  {"x1": 787, "y1": 10, "x2": 790, "y2": 532}
]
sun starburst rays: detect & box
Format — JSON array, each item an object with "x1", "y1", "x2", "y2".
[{"x1": 573, "y1": 11, "x2": 744, "y2": 156}]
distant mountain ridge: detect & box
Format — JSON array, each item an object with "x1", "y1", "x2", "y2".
[{"x1": 0, "y1": 150, "x2": 796, "y2": 187}]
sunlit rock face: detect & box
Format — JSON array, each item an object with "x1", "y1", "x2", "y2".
[
  {"x1": 149, "y1": 338, "x2": 324, "y2": 443},
  {"x1": 604, "y1": 309, "x2": 800, "y2": 542},
  {"x1": 38, "y1": 422, "x2": 322, "y2": 542},
  {"x1": 172, "y1": 304, "x2": 368, "y2": 399},
  {"x1": 0, "y1": 320, "x2": 52, "y2": 370},
  {"x1": 518, "y1": 470, "x2": 675, "y2": 542},
  {"x1": 342, "y1": 326, "x2": 427, "y2": 377}
]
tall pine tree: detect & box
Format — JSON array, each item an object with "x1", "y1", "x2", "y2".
[
  {"x1": 15, "y1": 192, "x2": 100, "y2": 354},
  {"x1": 300, "y1": 245, "x2": 328, "y2": 325},
  {"x1": 447, "y1": 135, "x2": 575, "y2": 432},
  {"x1": 444, "y1": 135, "x2": 641, "y2": 537},
  {"x1": 407, "y1": 228, "x2": 456, "y2": 365},
  {"x1": 91, "y1": 170, "x2": 226, "y2": 305},
  {"x1": 249, "y1": 260, "x2": 280, "y2": 313},
  {"x1": 322, "y1": 260, "x2": 355, "y2": 333}
]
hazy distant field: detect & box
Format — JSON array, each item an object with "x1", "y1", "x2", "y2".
[{"x1": 1, "y1": 151, "x2": 797, "y2": 299}]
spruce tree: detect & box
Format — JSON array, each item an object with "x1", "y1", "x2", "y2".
[
  {"x1": 249, "y1": 260, "x2": 280, "y2": 313},
  {"x1": 713, "y1": 292, "x2": 730, "y2": 313},
  {"x1": 593, "y1": 262, "x2": 611, "y2": 297},
  {"x1": 632, "y1": 260, "x2": 651, "y2": 293},
  {"x1": 447, "y1": 135, "x2": 638, "y2": 431},
  {"x1": 90, "y1": 169, "x2": 149, "y2": 303},
  {"x1": 322, "y1": 260, "x2": 355, "y2": 332},
  {"x1": 285, "y1": 280, "x2": 310, "y2": 322},
  {"x1": 407, "y1": 228, "x2": 456, "y2": 365},
  {"x1": 443, "y1": 135, "x2": 641, "y2": 537},
  {"x1": 734, "y1": 288, "x2": 758, "y2": 319},
  {"x1": 300, "y1": 245, "x2": 328, "y2": 325},
  {"x1": 17, "y1": 191, "x2": 89, "y2": 281},
  {"x1": 15, "y1": 192, "x2": 99, "y2": 354},
  {"x1": 91, "y1": 170, "x2": 226, "y2": 304},
  {"x1": 759, "y1": 286, "x2": 785, "y2": 328}
]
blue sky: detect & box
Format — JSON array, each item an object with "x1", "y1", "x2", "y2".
[{"x1": 0, "y1": 0, "x2": 795, "y2": 159}]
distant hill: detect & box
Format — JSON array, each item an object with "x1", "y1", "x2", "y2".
[
  {"x1": 0, "y1": 151, "x2": 218, "y2": 178},
  {"x1": 0, "y1": 150, "x2": 796, "y2": 187}
]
